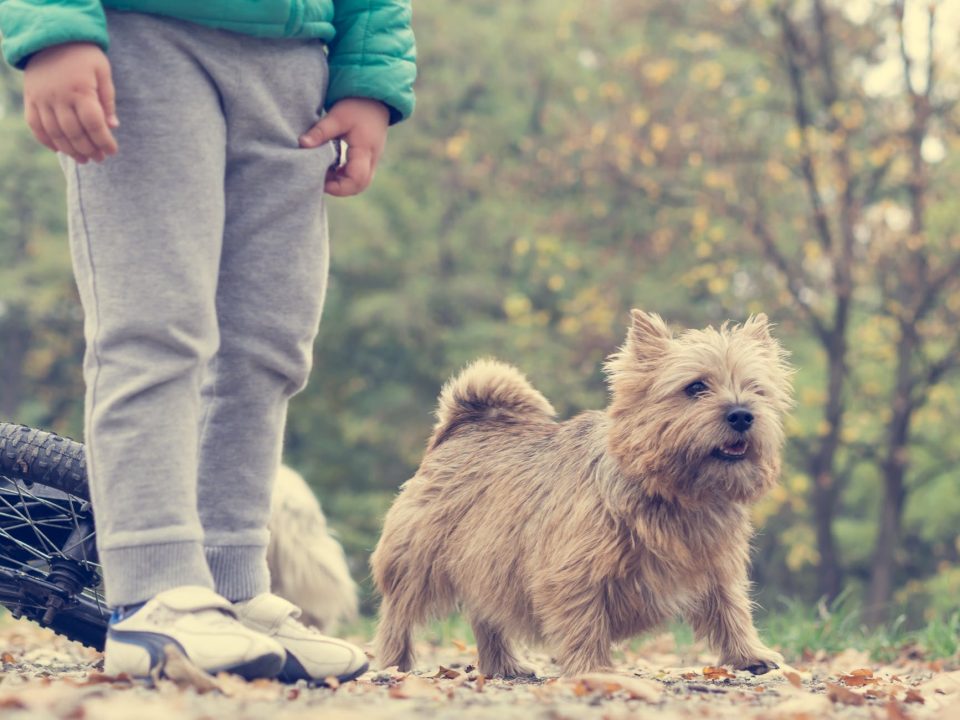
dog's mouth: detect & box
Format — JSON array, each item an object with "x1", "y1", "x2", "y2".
[{"x1": 712, "y1": 438, "x2": 749, "y2": 462}]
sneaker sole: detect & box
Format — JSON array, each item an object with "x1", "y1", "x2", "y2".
[
  {"x1": 108, "y1": 630, "x2": 284, "y2": 681},
  {"x1": 277, "y1": 656, "x2": 370, "y2": 685}
]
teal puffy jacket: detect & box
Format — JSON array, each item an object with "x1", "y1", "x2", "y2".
[{"x1": 0, "y1": 0, "x2": 416, "y2": 122}]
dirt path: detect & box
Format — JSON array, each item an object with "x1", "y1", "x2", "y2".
[{"x1": 1, "y1": 617, "x2": 957, "y2": 719}]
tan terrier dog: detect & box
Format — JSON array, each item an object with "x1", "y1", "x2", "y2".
[{"x1": 371, "y1": 310, "x2": 793, "y2": 677}]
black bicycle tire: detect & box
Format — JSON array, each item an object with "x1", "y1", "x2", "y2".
[
  {"x1": 0, "y1": 423, "x2": 89, "y2": 501},
  {"x1": 0, "y1": 579, "x2": 107, "y2": 651},
  {"x1": 0, "y1": 422, "x2": 106, "y2": 650}
]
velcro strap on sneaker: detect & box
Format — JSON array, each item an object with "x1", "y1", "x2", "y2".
[
  {"x1": 151, "y1": 586, "x2": 236, "y2": 616},
  {"x1": 238, "y1": 593, "x2": 302, "y2": 629}
]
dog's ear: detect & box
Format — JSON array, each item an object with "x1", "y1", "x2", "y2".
[
  {"x1": 743, "y1": 313, "x2": 774, "y2": 344},
  {"x1": 627, "y1": 309, "x2": 672, "y2": 358}
]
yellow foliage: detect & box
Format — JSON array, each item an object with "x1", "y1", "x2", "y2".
[
  {"x1": 692, "y1": 207, "x2": 709, "y2": 233},
  {"x1": 690, "y1": 60, "x2": 725, "y2": 90},
  {"x1": 766, "y1": 161, "x2": 791, "y2": 182},
  {"x1": 785, "y1": 128, "x2": 803, "y2": 150},
  {"x1": 559, "y1": 316, "x2": 581, "y2": 335},
  {"x1": 548, "y1": 274, "x2": 565, "y2": 292},
  {"x1": 640, "y1": 148, "x2": 657, "y2": 166},
  {"x1": 590, "y1": 122, "x2": 608, "y2": 146},
  {"x1": 644, "y1": 58, "x2": 677, "y2": 86},
  {"x1": 503, "y1": 293, "x2": 532, "y2": 319},
  {"x1": 445, "y1": 131, "x2": 469, "y2": 160},
  {"x1": 753, "y1": 77, "x2": 771, "y2": 94},
  {"x1": 630, "y1": 106, "x2": 650, "y2": 127},
  {"x1": 574, "y1": 86, "x2": 589, "y2": 104},
  {"x1": 703, "y1": 170, "x2": 731, "y2": 189},
  {"x1": 513, "y1": 237, "x2": 530, "y2": 257},
  {"x1": 707, "y1": 276, "x2": 728, "y2": 295},
  {"x1": 599, "y1": 81, "x2": 624, "y2": 102},
  {"x1": 563, "y1": 254, "x2": 582, "y2": 270},
  {"x1": 649, "y1": 124, "x2": 670, "y2": 151},
  {"x1": 696, "y1": 242, "x2": 711, "y2": 258}
]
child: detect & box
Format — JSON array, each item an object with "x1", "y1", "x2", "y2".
[{"x1": 0, "y1": 0, "x2": 415, "y2": 683}]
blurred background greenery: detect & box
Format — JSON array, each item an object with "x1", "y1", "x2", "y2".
[{"x1": 2, "y1": 0, "x2": 959, "y2": 638}]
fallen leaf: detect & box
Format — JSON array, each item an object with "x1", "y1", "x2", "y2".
[
  {"x1": 886, "y1": 699, "x2": 911, "y2": 720},
  {"x1": 574, "y1": 673, "x2": 663, "y2": 701},
  {"x1": 452, "y1": 639, "x2": 468, "y2": 652},
  {"x1": 1, "y1": 651, "x2": 16, "y2": 663},
  {"x1": 840, "y1": 668, "x2": 878, "y2": 687},
  {"x1": 702, "y1": 666, "x2": 735, "y2": 680},
  {"x1": 826, "y1": 681, "x2": 866, "y2": 706},
  {"x1": 784, "y1": 670, "x2": 803, "y2": 689},
  {"x1": 903, "y1": 688, "x2": 924, "y2": 704},
  {"x1": 388, "y1": 675, "x2": 441, "y2": 700},
  {"x1": 474, "y1": 673, "x2": 486, "y2": 692},
  {"x1": 432, "y1": 666, "x2": 460, "y2": 679},
  {"x1": 157, "y1": 645, "x2": 221, "y2": 693}
]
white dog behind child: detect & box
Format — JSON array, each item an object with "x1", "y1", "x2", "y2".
[{"x1": 267, "y1": 465, "x2": 358, "y2": 633}]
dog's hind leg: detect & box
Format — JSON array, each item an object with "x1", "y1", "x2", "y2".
[
  {"x1": 472, "y1": 620, "x2": 536, "y2": 678},
  {"x1": 374, "y1": 597, "x2": 417, "y2": 671}
]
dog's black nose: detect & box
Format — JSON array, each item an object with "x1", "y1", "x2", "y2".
[{"x1": 726, "y1": 407, "x2": 754, "y2": 433}]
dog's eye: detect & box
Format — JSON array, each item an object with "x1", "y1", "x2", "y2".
[{"x1": 685, "y1": 381, "x2": 709, "y2": 398}]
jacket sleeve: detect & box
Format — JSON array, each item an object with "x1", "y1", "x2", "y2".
[
  {"x1": 0, "y1": 0, "x2": 108, "y2": 69},
  {"x1": 326, "y1": 0, "x2": 416, "y2": 124}
]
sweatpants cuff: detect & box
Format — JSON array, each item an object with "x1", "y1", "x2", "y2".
[
  {"x1": 205, "y1": 544, "x2": 270, "y2": 602},
  {"x1": 100, "y1": 540, "x2": 214, "y2": 607}
]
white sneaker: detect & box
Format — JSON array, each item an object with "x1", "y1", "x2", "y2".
[
  {"x1": 233, "y1": 593, "x2": 368, "y2": 684},
  {"x1": 105, "y1": 586, "x2": 286, "y2": 680}
]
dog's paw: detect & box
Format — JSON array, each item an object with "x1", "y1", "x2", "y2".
[
  {"x1": 729, "y1": 647, "x2": 784, "y2": 676},
  {"x1": 484, "y1": 663, "x2": 538, "y2": 680}
]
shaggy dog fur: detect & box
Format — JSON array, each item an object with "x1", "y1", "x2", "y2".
[
  {"x1": 267, "y1": 465, "x2": 358, "y2": 632},
  {"x1": 371, "y1": 310, "x2": 793, "y2": 677}
]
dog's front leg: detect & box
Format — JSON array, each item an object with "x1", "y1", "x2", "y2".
[
  {"x1": 684, "y1": 580, "x2": 782, "y2": 675},
  {"x1": 538, "y1": 585, "x2": 614, "y2": 676}
]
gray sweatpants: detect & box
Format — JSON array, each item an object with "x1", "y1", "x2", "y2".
[{"x1": 63, "y1": 11, "x2": 338, "y2": 606}]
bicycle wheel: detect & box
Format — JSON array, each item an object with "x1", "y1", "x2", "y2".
[{"x1": 0, "y1": 423, "x2": 108, "y2": 650}]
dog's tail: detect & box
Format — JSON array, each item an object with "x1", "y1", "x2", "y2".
[{"x1": 429, "y1": 358, "x2": 556, "y2": 450}]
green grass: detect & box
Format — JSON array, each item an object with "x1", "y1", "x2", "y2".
[
  {"x1": 344, "y1": 593, "x2": 960, "y2": 664},
  {"x1": 759, "y1": 590, "x2": 960, "y2": 662}
]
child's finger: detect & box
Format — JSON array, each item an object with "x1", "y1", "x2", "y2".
[
  {"x1": 75, "y1": 95, "x2": 118, "y2": 157},
  {"x1": 95, "y1": 62, "x2": 119, "y2": 128},
  {"x1": 300, "y1": 114, "x2": 345, "y2": 148},
  {"x1": 25, "y1": 103, "x2": 58, "y2": 153},
  {"x1": 54, "y1": 104, "x2": 101, "y2": 161},
  {"x1": 324, "y1": 149, "x2": 372, "y2": 196},
  {"x1": 39, "y1": 105, "x2": 84, "y2": 161}
]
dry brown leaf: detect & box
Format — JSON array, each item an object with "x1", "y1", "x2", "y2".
[
  {"x1": 574, "y1": 673, "x2": 662, "y2": 701},
  {"x1": 784, "y1": 670, "x2": 803, "y2": 689},
  {"x1": 886, "y1": 699, "x2": 911, "y2": 720},
  {"x1": 840, "y1": 668, "x2": 879, "y2": 687},
  {"x1": 680, "y1": 672, "x2": 699, "y2": 680},
  {"x1": 452, "y1": 639, "x2": 468, "y2": 652},
  {"x1": 474, "y1": 673, "x2": 486, "y2": 692},
  {"x1": 702, "y1": 665, "x2": 735, "y2": 680},
  {"x1": 157, "y1": 645, "x2": 221, "y2": 693},
  {"x1": 388, "y1": 675, "x2": 441, "y2": 700},
  {"x1": 903, "y1": 688, "x2": 924, "y2": 704},
  {"x1": 1, "y1": 651, "x2": 16, "y2": 663},
  {"x1": 432, "y1": 666, "x2": 460, "y2": 680},
  {"x1": 826, "y1": 681, "x2": 866, "y2": 706}
]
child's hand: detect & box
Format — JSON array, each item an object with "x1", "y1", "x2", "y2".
[
  {"x1": 299, "y1": 98, "x2": 390, "y2": 197},
  {"x1": 23, "y1": 42, "x2": 119, "y2": 164}
]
